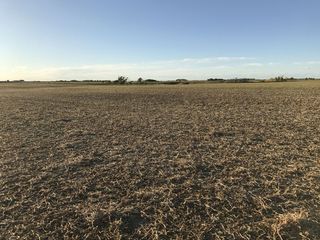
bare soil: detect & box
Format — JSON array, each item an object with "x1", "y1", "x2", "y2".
[{"x1": 1, "y1": 81, "x2": 320, "y2": 239}]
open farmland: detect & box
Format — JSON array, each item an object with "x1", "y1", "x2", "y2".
[{"x1": 1, "y1": 81, "x2": 320, "y2": 239}]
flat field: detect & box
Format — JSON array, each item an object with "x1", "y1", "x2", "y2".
[{"x1": 1, "y1": 81, "x2": 320, "y2": 239}]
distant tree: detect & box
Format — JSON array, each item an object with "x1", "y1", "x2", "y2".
[
  {"x1": 176, "y1": 79, "x2": 188, "y2": 82},
  {"x1": 117, "y1": 76, "x2": 128, "y2": 84},
  {"x1": 207, "y1": 78, "x2": 224, "y2": 82},
  {"x1": 275, "y1": 76, "x2": 287, "y2": 82},
  {"x1": 137, "y1": 77, "x2": 143, "y2": 83},
  {"x1": 144, "y1": 79, "x2": 158, "y2": 83},
  {"x1": 12, "y1": 79, "x2": 25, "y2": 82}
]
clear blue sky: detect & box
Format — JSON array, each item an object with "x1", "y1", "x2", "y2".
[{"x1": 1, "y1": 0, "x2": 319, "y2": 80}]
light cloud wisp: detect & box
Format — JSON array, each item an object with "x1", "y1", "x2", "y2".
[{"x1": 1, "y1": 57, "x2": 320, "y2": 81}]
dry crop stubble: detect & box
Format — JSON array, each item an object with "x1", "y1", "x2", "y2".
[{"x1": 1, "y1": 81, "x2": 320, "y2": 239}]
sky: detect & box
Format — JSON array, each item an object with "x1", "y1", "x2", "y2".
[{"x1": 0, "y1": 0, "x2": 319, "y2": 81}]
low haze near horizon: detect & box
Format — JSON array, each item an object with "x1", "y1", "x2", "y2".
[{"x1": 0, "y1": 0, "x2": 319, "y2": 81}]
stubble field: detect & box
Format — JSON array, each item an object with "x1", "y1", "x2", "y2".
[{"x1": 1, "y1": 81, "x2": 320, "y2": 239}]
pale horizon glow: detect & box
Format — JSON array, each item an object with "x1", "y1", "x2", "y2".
[{"x1": 2, "y1": 57, "x2": 320, "y2": 81}]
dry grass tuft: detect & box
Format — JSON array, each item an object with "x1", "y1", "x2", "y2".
[{"x1": 271, "y1": 210, "x2": 308, "y2": 240}]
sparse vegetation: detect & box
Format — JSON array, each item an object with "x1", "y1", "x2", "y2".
[
  {"x1": 1, "y1": 81, "x2": 320, "y2": 239},
  {"x1": 144, "y1": 79, "x2": 158, "y2": 83},
  {"x1": 274, "y1": 76, "x2": 287, "y2": 82},
  {"x1": 176, "y1": 78, "x2": 188, "y2": 82},
  {"x1": 207, "y1": 78, "x2": 224, "y2": 82},
  {"x1": 229, "y1": 78, "x2": 256, "y2": 83},
  {"x1": 116, "y1": 76, "x2": 128, "y2": 84}
]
